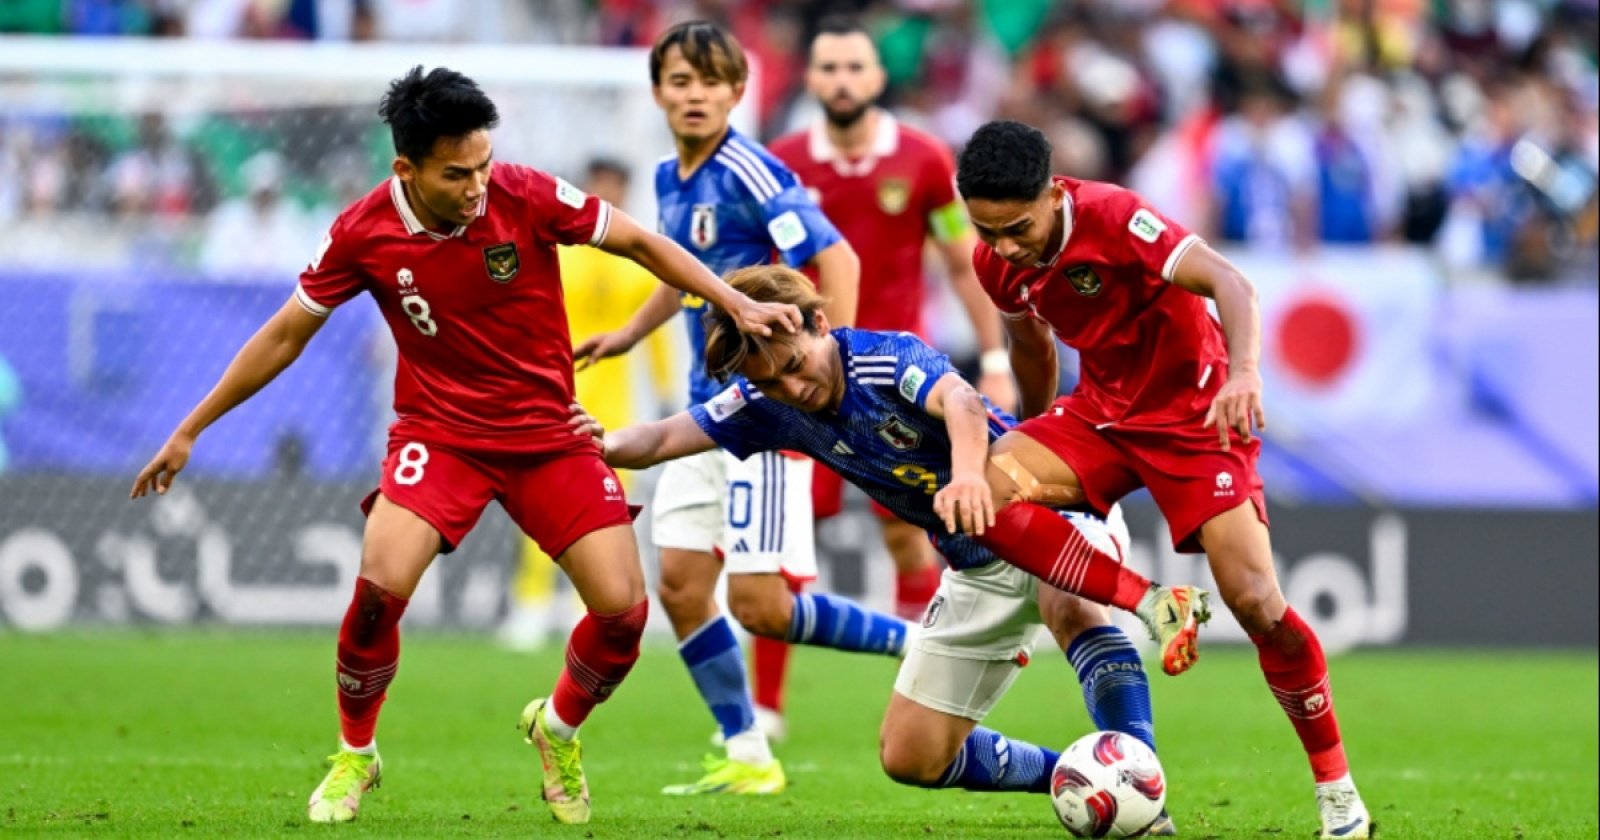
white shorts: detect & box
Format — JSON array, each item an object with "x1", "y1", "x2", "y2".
[
  {"x1": 893, "y1": 562, "x2": 1043, "y2": 720},
  {"x1": 893, "y1": 508, "x2": 1132, "y2": 720},
  {"x1": 651, "y1": 449, "x2": 817, "y2": 580}
]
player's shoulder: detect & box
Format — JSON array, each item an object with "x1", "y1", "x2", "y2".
[
  {"x1": 765, "y1": 130, "x2": 809, "y2": 164},
  {"x1": 326, "y1": 177, "x2": 400, "y2": 240},
  {"x1": 1068, "y1": 177, "x2": 1147, "y2": 226},
  {"x1": 844, "y1": 326, "x2": 931, "y2": 358},
  {"x1": 891, "y1": 121, "x2": 950, "y2": 160},
  {"x1": 712, "y1": 129, "x2": 798, "y2": 200},
  {"x1": 704, "y1": 378, "x2": 780, "y2": 423}
]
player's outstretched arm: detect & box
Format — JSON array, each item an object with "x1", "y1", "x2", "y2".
[
  {"x1": 807, "y1": 240, "x2": 860, "y2": 329},
  {"x1": 1168, "y1": 242, "x2": 1266, "y2": 451},
  {"x1": 1004, "y1": 314, "x2": 1059, "y2": 420},
  {"x1": 595, "y1": 207, "x2": 801, "y2": 337},
  {"x1": 923, "y1": 372, "x2": 996, "y2": 536},
  {"x1": 130, "y1": 296, "x2": 326, "y2": 499},
  {"x1": 569, "y1": 405, "x2": 717, "y2": 471}
]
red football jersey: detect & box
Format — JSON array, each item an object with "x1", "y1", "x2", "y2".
[
  {"x1": 974, "y1": 176, "x2": 1225, "y2": 427},
  {"x1": 770, "y1": 114, "x2": 964, "y2": 335},
  {"x1": 297, "y1": 163, "x2": 612, "y2": 455}
]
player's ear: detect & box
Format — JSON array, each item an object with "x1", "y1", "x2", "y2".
[
  {"x1": 811, "y1": 308, "x2": 829, "y2": 335},
  {"x1": 730, "y1": 81, "x2": 748, "y2": 107},
  {"x1": 392, "y1": 156, "x2": 415, "y2": 183}
]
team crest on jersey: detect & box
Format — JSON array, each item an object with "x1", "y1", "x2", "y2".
[
  {"x1": 877, "y1": 178, "x2": 910, "y2": 215},
  {"x1": 483, "y1": 242, "x2": 520, "y2": 283},
  {"x1": 1065, "y1": 264, "x2": 1103, "y2": 297},
  {"x1": 690, "y1": 203, "x2": 718, "y2": 250},
  {"x1": 874, "y1": 415, "x2": 923, "y2": 451}
]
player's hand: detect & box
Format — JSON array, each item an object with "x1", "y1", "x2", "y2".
[
  {"x1": 1203, "y1": 368, "x2": 1267, "y2": 452},
  {"x1": 933, "y1": 473, "x2": 996, "y2": 536},
  {"x1": 130, "y1": 433, "x2": 195, "y2": 499},
  {"x1": 976, "y1": 371, "x2": 1018, "y2": 416},
  {"x1": 573, "y1": 331, "x2": 637, "y2": 371},
  {"x1": 731, "y1": 298, "x2": 802, "y2": 337},
  {"x1": 568, "y1": 403, "x2": 606, "y2": 449}
]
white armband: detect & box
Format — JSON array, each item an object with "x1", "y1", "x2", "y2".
[{"x1": 979, "y1": 349, "x2": 1011, "y2": 376}]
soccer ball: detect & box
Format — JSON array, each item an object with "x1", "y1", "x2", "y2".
[{"x1": 1049, "y1": 731, "x2": 1166, "y2": 838}]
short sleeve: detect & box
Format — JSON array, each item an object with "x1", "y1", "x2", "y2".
[
  {"x1": 1104, "y1": 188, "x2": 1202, "y2": 283},
  {"x1": 296, "y1": 220, "x2": 364, "y2": 317},
  {"x1": 972, "y1": 246, "x2": 1030, "y2": 319},
  {"x1": 722, "y1": 139, "x2": 842, "y2": 267},
  {"x1": 882, "y1": 334, "x2": 958, "y2": 411},
  {"x1": 687, "y1": 382, "x2": 786, "y2": 461},
  {"x1": 523, "y1": 166, "x2": 614, "y2": 248},
  {"x1": 920, "y1": 144, "x2": 969, "y2": 244}
]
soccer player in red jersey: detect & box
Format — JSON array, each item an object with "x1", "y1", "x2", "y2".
[
  {"x1": 756, "y1": 15, "x2": 1017, "y2": 733},
  {"x1": 128, "y1": 66, "x2": 801, "y2": 828},
  {"x1": 954, "y1": 121, "x2": 1370, "y2": 839}
]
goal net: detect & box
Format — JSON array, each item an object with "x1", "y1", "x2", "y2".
[{"x1": 0, "y1": 37, "x2": 744, "y2": 631}]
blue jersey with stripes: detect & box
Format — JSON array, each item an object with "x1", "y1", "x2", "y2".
[
  {"x1": 688, "y1": 328, "x2": 1014, "y2": 571},
  {"x1": 656, "y1": 127, "x2": 843, "y2": 404}
]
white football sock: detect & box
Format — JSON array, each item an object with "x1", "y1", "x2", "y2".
[{"x1": 724, "y1": 726, "x2": 774, "y2": 766}]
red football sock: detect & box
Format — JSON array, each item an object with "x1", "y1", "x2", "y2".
[
  {"x1": 894, "y1": 564, "x2": 942, "y2": 621},
  {"x1": 551, "y1": 599, "x2": 648, "y2": 728},
  {"x1": 335, "y1": 577, "x2": 409, "y2": 749},
  {"x1": 976, "y1": 502, "x2": 1151, "y2": 611},
  {"x1": 1251, "y1": 606, "x2": 1349, "y2": 783},
  {"x1": 752, "y1": 575, "x2": 805, "y2": 713}
]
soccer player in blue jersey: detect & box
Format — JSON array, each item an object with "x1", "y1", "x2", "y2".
[
  {"x1": 571, "y1": 265, "x2": 1176, "y2": 834},
  {"x1": 575, "y1": 21, "x2": 912, "y2": 796}
]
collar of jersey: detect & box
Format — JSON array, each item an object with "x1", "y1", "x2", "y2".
[
  {"x1": 674, "y1": 126, "x2": 742, "y2": 185},
  {"x1": 807, "y1": 111, "x2": 900, "y2": 177},
  {"x1": 390, "y1": 176, "x2": 481, "y2": 240},
  {"x1": 1034, "y1": 187, "x2": 1075, "y2": 268}
]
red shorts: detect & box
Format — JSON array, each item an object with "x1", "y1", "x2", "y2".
[
  {"x1": 362, "y1": 439, "x2": 633, "y2": 557},
  {"x1": 1014, "y1": 405, "x2": 1269, "y2": 553},
  {"x1": 811, "y1": 461, "x2": 894, "y2": 521}
]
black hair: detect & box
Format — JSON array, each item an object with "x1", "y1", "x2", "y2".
[
  {"x1": 379, "y1": 65, "x2": 500, "y2": 163},
  {"x1": 649, "y1": 21, "x2": 749, "y2": 87},
  {"x1": 955, "y1": 120, "x2": 1053, "y2": 202},
  {"x1": 814, "y1": 13, "x2": 870, "y2": 40}
]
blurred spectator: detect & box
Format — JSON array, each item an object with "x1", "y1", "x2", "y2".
[
  {"x1": 1209, "y1": 77, "x2": 1317, "y2": 249},
  {"x1": 199, "y1": 151, "x2": 315, "y2": 277}
]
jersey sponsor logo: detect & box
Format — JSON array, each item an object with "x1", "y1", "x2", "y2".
[
  {"x1": 877, "y1": 178, "x2": 910, "y2": 215},
  {"x1": 707, "y1": 385, "x2": 748, "y2": 422},
  {"x1": 898, "y1": 364, "x2": 928, "y2": 402},
  {"x1": 1129, "y1": 208, "x2": 1167, "y2": 243},
  {"x1": 555, "y1": 177, "x2": 587, "y2": 209},
  {"x1": 1065, "y1": 264, "x2": 1103, "y2": 297},
  {"x1": 874, "y1": 414, "x2": 923, "y2": 451},
  {"x1": 1214, "y1": 471, "x2": 1235, "y2": 496},
  {"x1": 482, "y1": 242, "x2": 520, "y2": 283},
  {"x1": 690, "y1": 203, "x2": 718, "y2": 250},
  {"x1": 767, "y1": 210, "x2": 808, "y2": 251}
]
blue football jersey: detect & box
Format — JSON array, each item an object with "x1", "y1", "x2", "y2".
[
  {"x1": 688, "y1": 328, "x2": 1014, "y2": 571},
  {"x1": 656, "y1": 127, "x2": 843, "y2": 403}
]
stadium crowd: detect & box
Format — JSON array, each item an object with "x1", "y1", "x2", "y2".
[{"x1": 0, "y1": 0, "x2": 1596, "y2": 282}]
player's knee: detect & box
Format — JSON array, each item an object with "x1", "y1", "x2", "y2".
[
  {"x1": 655, "y1": 574, "x2": 703, "y2": 618},
  {"x1": 1042, "y1": 591, "x2": 1112, "y2": 650},
  {"x1": 728, "y1": 591, "x2": 791, "y2": 639},
  {"x1": 1220, "y1": 577, "x2": 1281, "y2": 634},
  {"x1": 878, "y1": 737, "x2": 948, "y2": 788},
  {"x1": 590, "y1": 599, "x2": 648, "y2": 648}
]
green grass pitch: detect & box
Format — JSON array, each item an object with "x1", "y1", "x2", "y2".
[{"x1": 2, "y1": 633, "x2": 1595, "y2": 838}]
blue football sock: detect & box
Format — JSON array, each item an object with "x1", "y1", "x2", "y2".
[
  {"x1": 1067, "y1": 624, "x2": 1157, "y2": 752},
  {"x1": 678, "y1": 615, "x2": 756, "y2": 739},
  {"x1": 933, "y1": 727, "x2": 1059, "y2": 793},
  {"x1": 787, "y1": 592, "x2": 908, "y2": 656}
]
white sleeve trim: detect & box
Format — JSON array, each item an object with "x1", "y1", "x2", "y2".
[
  {"x1": 1161, "y1": 233, "x2": 1203, "y2": 282},
  {"x1": 1000, "y1": 309, "x2": 1033, "y2": 321},
  {"x1": 587, "y1": 200, "x2": 614, "y2": 247},
  {"x1": 294, "y1": 284, "x2": 332, "y2": 318}
]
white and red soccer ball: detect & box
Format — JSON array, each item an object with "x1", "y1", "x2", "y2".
[{"x1": 1049, "y1": 731, "x2": 1167, "y2": 838}]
